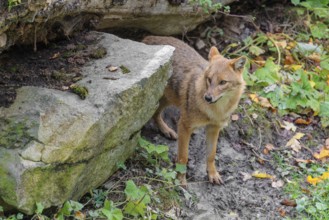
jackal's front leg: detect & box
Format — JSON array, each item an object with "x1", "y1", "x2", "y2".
[
  {"x1": 176, "y1": 119, "x2": 192, "y2": 186},
  {"x1": 205, "y1": 125, "x2": 223, "y2": 184}
]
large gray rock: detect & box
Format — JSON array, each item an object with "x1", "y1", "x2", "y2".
[
  {"x1": 0, "y1": 0, "x2": 235, "y2": 53},
  {"x1": 0, "y1": 32, "x2": 174, "y2": 214}
]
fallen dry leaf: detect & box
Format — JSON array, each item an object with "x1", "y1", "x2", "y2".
[
  {"x1": 286, "y1": 133, "x2": 305, "y2": 152},
  {"x1": 306, "y1": 171, "x2": 329, "y2": 185},
  {"x1": 240, "y1": 172, "x2": 252, "y2": 181},
  {"x1": 272, "y1": 179, "x2": 284, "y2": 188},
  {"x1": 276, "y1": 40, "x2": 287, "y2": 48},
  {"x1": 308, "y1": 53, "x2": 321, "y2": 63},
  {"x1": 284, "y1": 55, "x2": 295, "y2": 65},
  {"x1": 281, "y1": 199, "x2": 297, "y2": 207},
  {"x1": 49, "y1": 52, "x2": 60, "y2": 60},
  {"x1": 249, "y1": 93, "x2": 259, "y2": 103},
  {"x1": 252, "y1": 171, "x2": 274, "y2": 179},
  {"x1": 231, "y1": 114, "x2": 239, "y2": 121},
  {"x1": 263, "y1": 148, "x2": 270, "y2": 155},
  {"x1": 249, "y1": 94, "x2": 274, "y2": 109},
  {"x1": 254, "y1": 60, "x2": 266, "y2": 66},
  {"x1": 74, "y1": 211, "x2": 86, "y2": 220},
  {"x1": 277, "y1": 207, "x2": 286, "y2": 217},
  {"x1": 288, "y1": 139, "x2": 301, "y2": 152},
  {"x1": 295, "y1": 158, "x2": 314, "y2": 164},
  {"x1": 313, "y1": 148, "x2": 329, "y2": 160},
  {"x1": 258, "y1": 96, "x2": 274, "y2": 109},
  {"x1": 307, "y1": 175, "x2": 322, "y2": 185},
  {"x1": 263, "y1": 143, "x2": 274, "y2": 155},
  {"x1": 281, "y1": 121, "x2": 297, "y2": 132},
  {"x1": 284, "y1": 64, "x2": 302, "y2": 71},
  {"x1": 294, "y1": 118, "x2": 312, "y2": 125}
]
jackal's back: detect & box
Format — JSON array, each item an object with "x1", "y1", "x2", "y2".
[{"x1": 143, "y1": 36, "x2": 207, "y2": 104}]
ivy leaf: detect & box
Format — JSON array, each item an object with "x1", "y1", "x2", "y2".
[
  {"x1": 291, "y1": 0, "x2": 300, "y2": 5},
  {"x1": 69, "y1": 201, "x2": 83, "y2": 212},
  {"x1": 36, "y1": 202, "x2": 44, "y2": 215},
  {"x1": 249, "y1": 45, "x2": 265, "y2": 56},
  {"x1": 315, "y1": 202, "x2": 328, "y2": 211},
  {"x1": 175, "y1": 163, "x2": 187, "y2": 174},
  {"x1": 319, "y1": 102, "x2": 329, "y2": 117},
  {"x1": 102, "y1": 208, "x2": 123, "y2": 220},
  {"x1": 124, "y1": 180, "x2": 141, "y2": 201},
  {"x1": 124, "y1": 201, "x2": 146, "y2": 217},
  {"x1": 124, "y1": 180, "x2": 150, "y2": 204},
  {"x1": 60, "y1": 201, "x2": 72, "y2": 216},
  {"x1": 254, "y1": 59, "x2": 281, "y2": 85},
  {"x1": 310, "y1": 22, "x2": 329, "y2": 39}
]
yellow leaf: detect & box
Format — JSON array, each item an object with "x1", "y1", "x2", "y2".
[
  {"x1": 308, "y1": 53, "x2": 321, "y2": 63},
  {"x1": 284, "y1": 64, "x2": 303, "y2": 71},
  {"x1": 286, "y1": 138, "x2": 302, "y2": 152},
  {"x1": 313, "y1": 148, "x2": 329, "y2": 160},
  {"x1": 276, "y1": 40, "x2": 287, "y2": 48},
  {"x1": 252, "y1": 171, "x2": 274, "y2": 179},
  {"x1": 286, "y1": 133, "x2": 304, "y2": 152},
  {"x1": 307, "y1": 175, "x2": 322, "y2": 185},
  {"x1": 258, "y1": 97, "x2": 274, "y2": 109},
  {"x1": 249, "y1": 93, "x2": 259, "y2": 103},
  {"x1": 321, "y1": 172, "x2": 329, "y2": 180},
  {"x1": 280, "y1": 121, "x2": 297, "y2": 132},
  {"x1": 294, "y1": 132, "x2": 305, "y2": 140},
  {"x1": 309, "y1": 81, "x2": 316, "y2": 88}
]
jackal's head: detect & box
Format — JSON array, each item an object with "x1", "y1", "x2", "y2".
[{"x1": 203, "y1": 46, "x2": 246, "y2": 104}]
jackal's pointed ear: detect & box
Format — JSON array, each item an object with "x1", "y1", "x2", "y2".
[
  {"x1": 231, "y1": 56, "x2": 247, "y2": 72},
  {"x1": 208, "y1": 46, "x2": 221, "y2": 61}
]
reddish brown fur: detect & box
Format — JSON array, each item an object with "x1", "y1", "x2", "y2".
[{"x1": 143, "y1": 36, "x2": 246, "y2": 185}]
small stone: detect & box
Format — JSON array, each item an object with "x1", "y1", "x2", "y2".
[
  {"x1": 0, "y1": 33, "x2": 7, "y2": 47},
  {"x1": 195, "y1": 39, "x2": 206, "y2": 50}
]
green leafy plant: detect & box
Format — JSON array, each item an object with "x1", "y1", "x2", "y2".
[
  {"x1": 7, "y1": 0, "x2": 21, "y2": 10},
  {"x1": 189, "y1": 0, "x2": 229, "y2": 13},
  {"x1": 101, "y1": 200, "x2": 123, "y2": 220},
  {"x1": 55, "y1": 200, "x2": 84, "y2": 220},
  {"x1": 285, "y1": 163, "x2": 329, "y2": 219},
  {"x1": 291, "y1": 0, "x2": 329, "y2": 40}
]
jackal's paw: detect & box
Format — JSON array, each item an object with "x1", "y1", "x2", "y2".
[
  {"x1": 177, "y1": 173, "x2": 187, "y2": 187},
  {"x1": 208, "y1": 171, "x2": 224, "y2": 185},
  {"x1": 162, "y1": 129, "x2": 178, "y2": 140}
]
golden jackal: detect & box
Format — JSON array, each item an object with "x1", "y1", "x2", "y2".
[{"x1": 143, "y1": 36, "x2": 246, "y2": 185}]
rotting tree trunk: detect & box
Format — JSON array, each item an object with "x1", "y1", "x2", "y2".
[{"x1": 0, "y1": 0, "x2": 236, "y2": 53}]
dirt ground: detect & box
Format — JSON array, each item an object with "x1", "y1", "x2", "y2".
[
  {"x1": 1, "y1": 1, "x2": 328, "y2": 219},
  {"x1": 141, "y1": 104, "x2": 328, "y2": 219},
  {"x1": 0, "y1": 32, "x2": 104, "y2": 107}
]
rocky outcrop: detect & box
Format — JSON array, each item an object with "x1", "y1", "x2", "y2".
[
  {"x1": 0, "y1": 0, "x2": 235, "y2": 53},
  {"x1": 0, "y1": 32, "x2": 174, "y2": 214}
]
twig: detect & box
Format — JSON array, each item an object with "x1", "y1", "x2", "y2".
[
  {"x1": 34, "y1": 25, "x2": 37, "y2": 52},
  {"x1": 266, "y1": 34, "x2": 281, "y2": 65},
  {"x1": 243, "y1": 106, "x2": 254, "y2": 126},
  {"x1": 258, "y1": 127, "x2": 262, "y2": 150},
  {"x1": 301, "y1": 144, "x2": 314, "y2": 155},
  {"x1": 242, "y1": 140, "x2": 271, "y2": 162}
]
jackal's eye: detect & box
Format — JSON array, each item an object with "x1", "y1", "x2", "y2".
[{"x1": 219, "y1": 80, "x2": 227, "y2": 85}]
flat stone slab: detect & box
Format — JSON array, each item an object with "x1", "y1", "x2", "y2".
[{"x1": 0, "y1": 32, "x2": 174, "y2": 214}]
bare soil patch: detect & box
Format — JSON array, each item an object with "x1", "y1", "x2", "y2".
[{"x1": 0, "y1": 31, "x2": 104, "y2": 107}]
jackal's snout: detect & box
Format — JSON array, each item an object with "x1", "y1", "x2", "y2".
[{"x1": 204, "y1": 94, "x2": 213, "y2": 103}]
